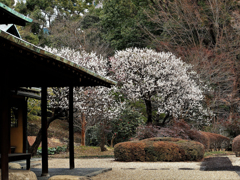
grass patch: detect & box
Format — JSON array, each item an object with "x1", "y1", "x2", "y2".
[
  {"x1": 49, "y1": 145, "x2": 114, "y2": 158},
  {"x1": 75, "y1": 155, "x2": 114, "y2": 158},
  {"x1": 204, "y1": 151, "x2": 234, "y2": 158},
  {"x1": 74, "y1": 145, "x2": 114, "y2": 155}
]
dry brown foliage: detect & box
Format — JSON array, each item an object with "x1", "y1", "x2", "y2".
[
  {"x1": 138, "y1": 120, "x2": 230, "y2": 152},
  {"x1": 198, "y1": 131, "x2": 230, "y2": 151}
]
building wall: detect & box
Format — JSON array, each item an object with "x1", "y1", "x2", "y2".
[{"x1": 10, "y1": 96, "x2": 24, "y2": 153}]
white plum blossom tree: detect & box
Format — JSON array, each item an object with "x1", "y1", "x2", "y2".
[
  {"x1": 45, "y1": 47, "x2": 124, "y2": 150},
  {"x1": 110, "y1": 48, "x2": 210, "y2": 126}
]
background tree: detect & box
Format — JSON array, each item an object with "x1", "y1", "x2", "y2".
[
  {"x1": 144, "y1": 0, "x2": 240, "y2": 132},
  {"x1": 28, "y1": 47, "x2": 121, "y2": 154},
  {"x1": 110, "y1": 48, "x2": 210, "y2": 127},
  {"x1": 45, "y1": 47, "x2": 124, "y2": 151},
  {"x1": 0, "y1": 0, "x2": 14, "y2": 7},
  {"x1": 48, "y1": 12, "x2": 113, "y2": 58},
  {"x1": 27, "y1": 98, "x2": 41, "y2": 118},
  {"x1": 100, "y1": 0, "x2": 155, "y2": 50},
  {"x1": 109, "y1": 106, "x2": 145, "y2": 147},
  {"x1": 15, "y1": 0, "x2": 93, "y2": 46}
]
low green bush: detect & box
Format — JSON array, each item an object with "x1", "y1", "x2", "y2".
[
  {"x1": 114, "y1": 137, "x2": 204, "y2": 162},
  {"x1": 37, "y1": 146, "x2": 67, "y2": 155}
]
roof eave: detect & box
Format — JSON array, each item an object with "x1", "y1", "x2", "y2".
[
  {"x1": 0, "y1": 30, "x2": 117, "y2": 87},
  {"x1": 0, "y1": 2, "x2": 33, "y2": 26}
]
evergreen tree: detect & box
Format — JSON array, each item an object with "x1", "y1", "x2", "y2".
[
  {"x1": 0, "y1": 0, "x2": 14, "y2": 7},
  {"x1": 100, "y1": 0, "x2": 156, "y2": 50},
  {"x1": 15, "y1": 0, "x2": 92, "y2": 46}
]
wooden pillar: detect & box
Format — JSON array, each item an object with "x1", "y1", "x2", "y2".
[
  {"x1": 0, "y1": 67, "x2": 10, "y2": 180},
  {"x1": 69, "y1": 86, "x2": 74, "y2": 169},
  {"x1": 41, "y1": 86, "x2": 49, "y2": 177},
  {"x1": 23, "y1": 98, "x2": 28, "y2": 153},
  {"x1": 81, "y1": 113, "x2": 86, "y2": 146}
]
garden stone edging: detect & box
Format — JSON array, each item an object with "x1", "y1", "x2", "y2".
[
  {"x1": 0, "y1": 169, "x2": 37, "y2": 180},
  {"x1": 49, "y1": 175, "x2": 86, "y2": 180},
  {"x1": 9, "y1": 163, "x2": 22, "y2": 169},
  {"x1": 48, "y1": 168, "x2": 112, "y2": 180}
]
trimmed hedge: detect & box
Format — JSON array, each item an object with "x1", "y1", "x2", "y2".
[
  {"x1": 232, "y1": 135, "x2": 240, "y2": 156},
  {"x1": 114, "y1": 137, "x2": 204, "y2": 162},
  {"x1": 191, "y1": 131, "x2": 210, "y2": 151},
  {"x1": 198, "y1": 132, "x2": 230, "y2": 151}
]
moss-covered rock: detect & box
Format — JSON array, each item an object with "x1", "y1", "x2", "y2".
[{"x1": 114, "y1": 137, "x2": 204, "y2": 162}]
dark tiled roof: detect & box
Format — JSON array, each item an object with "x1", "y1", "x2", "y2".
[
  {"x1": 0, "y1": 2, "x2": 32, "y2": 26},
  {"x1": 0, "y1": 30, "x2": 117, "y2": 87}
]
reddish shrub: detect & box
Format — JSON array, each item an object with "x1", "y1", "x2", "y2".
[
  {"x1": 114, "y1": 137, "x2": 204, "y2": 162},
  {"x1": 213, "y1": 133, "x2": 230, "y2": 150},
  {"x1": 157, "y1": 120, "x2": 193, "y2": 140},
  {"x1": 174, "y1": 139, "x2": 205, "y2": 161},
  {"x1": 199, "y1": 132, "x2": 230, "y2": 151},
  {"x1": 198, "y1": 131, "x2": 211, "y2": 151},
  {"x1": 232, "y1": 135, "x2": 240, "y2": 156},
  {"x1": 206, "y1": 132, "x2": 218, "y2": 150},
  {"x1": 114, "y1": 141, "x2": 146, "y2": 161},
  {"x1": 145, "y1": 141, "x2": 182, "y2": 161},
  {"x1": 135, "y1": 125, "x2": 161, "y2": 140},
  {"x1": 135, "y1": 120, "x2": 229, "y2": 152}
]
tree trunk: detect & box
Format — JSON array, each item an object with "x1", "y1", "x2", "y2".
[
  {"x1": 144, "y1": 99, "x2": 152, "y2": 124},
  {"x1": 81, "y1": 113, "x2": 87, "y2": 146},
  {"x1": 161, "y1": 113, "x2": 170, "y2": 127},
  {"x1": 100, "y1": 123, "x2": 107, "y2": 151},
  {"x1": 110, "y1": 134, "x2": 116, "y2": 148},
  {"x1": 28, "y1": 109, "x2": 65, "y2": 155}
]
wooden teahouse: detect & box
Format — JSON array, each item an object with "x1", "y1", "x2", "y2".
[{"x1": 0, "y1": 3, "x2": 116, "y2": 180}]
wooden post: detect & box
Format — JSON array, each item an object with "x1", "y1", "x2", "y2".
[
  {"x1": 0, "y1": 66, "x2": 10, "y2": 180},
  {"x1": 69, "y1": 86, "x2": 74, "y2": 169},
  {"x1": 23, "y1": 98, "x2": 28, "y2": 153},
  {"x1": 81, "y1": 113, "x2": 86, "y2": 146},
  {"x1": 41, "y1": 86, "x2": 49, "y2": 177}
]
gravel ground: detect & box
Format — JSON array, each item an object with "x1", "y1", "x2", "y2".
[{"x1": 33, "y1": 155, "x2": 240, "y2": 180}]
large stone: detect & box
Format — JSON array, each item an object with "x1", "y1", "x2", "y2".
[
  {"x1": 49, "y1": 175, "x2": 87, "y2": 180},
  {"x1": 104, "y1": 145, "x2": 111, "y2": 151},
  {"x1": 9, "y1": 163, "x2": 22, "y2": 169},
  {"x1": 0, "y1": 169, "x2": 37, "y2": 180}
]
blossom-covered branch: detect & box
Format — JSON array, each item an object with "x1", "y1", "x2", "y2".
[
  {"x1": 110, "y1": 48, "x2": 211, "y2": 125},
  {"x1": 45, "y1": 47, "x2": 124, "y2": 148}
]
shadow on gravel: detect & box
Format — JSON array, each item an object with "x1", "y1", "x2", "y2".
[{"x1": 200, "y1": 157, "x2": 240, "y2": 171}]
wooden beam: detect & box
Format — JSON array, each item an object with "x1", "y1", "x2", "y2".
[
  {"x1": 0, "y1": 66, "x2": 10, "y2": 180},
  {"x1": 41, "y1": 86, "x2": 49, "y2": 177},
  {"x1": 69, "y1": 86, "x2": 74, "y2": 169}
]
